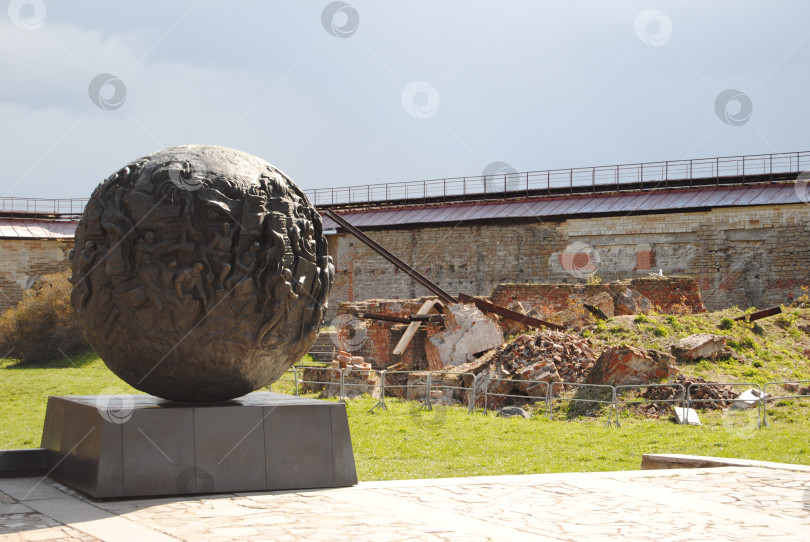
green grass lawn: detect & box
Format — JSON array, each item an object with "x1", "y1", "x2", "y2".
[{"x1": 2, "y1": 353, "x2": 809, "y2": 480}]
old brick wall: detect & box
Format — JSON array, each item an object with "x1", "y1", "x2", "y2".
[
  {"x1": 490, "y1": 277, "x2": 705, "y2": 315},
  {"x1": 0, "y1": 239, "x2": 72, "y2": 314},
  {"x1": 335, "y1": 297, "x2": 440, "y2": 369},
  {"x1": 326, "y1": 204, "x2": 810, "y2": 315}
]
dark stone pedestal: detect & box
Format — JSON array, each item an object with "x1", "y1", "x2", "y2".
[{"x1": 40, "y1": 392, "x2": 357, "y2": 499}]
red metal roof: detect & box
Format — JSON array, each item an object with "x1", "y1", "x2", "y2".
[
  {"x1": 320, "y1": 184, "x2": 804, "y2": 229},
  {"x1": 0, "y1": 220, "x2": 79, "y2": 239}
]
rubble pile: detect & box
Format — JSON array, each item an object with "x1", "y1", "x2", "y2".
[
  {"x1": 301, "y1": 351, "x2": 379, "y2": 398},
  {"x1": 450, "y1": 330, "x2": 600, "y2": 408},
  {"x1": 493, "y1": 331, "x2": 598, "y2": 384},
  {"x1": 783, "y1": 382, "x2": 810, "y2": 396},
  {"x1": 625, "y1": 375, "x2": 738, "y2": 416}
]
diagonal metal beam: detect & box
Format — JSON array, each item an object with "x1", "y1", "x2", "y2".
[
  {"x1": 323, "y1": 209, "x2": 457, "y2": 304},
  {"x1": 457, "y1": 293, "x2": 565, "y2": 331}
]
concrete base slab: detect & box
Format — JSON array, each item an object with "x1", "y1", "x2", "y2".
[{"x1": 39, "y1": 392, "x2": 357, "y2": 499}]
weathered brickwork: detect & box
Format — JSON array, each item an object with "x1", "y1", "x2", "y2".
[
  {"x1": 327, "y1": 204, "x2": 810, "y2": 314},
  {"x1": 489, "y1": 277, "x2": 705, "y2": 315},
  {"x1": 0, "y1": 239, "x2": 71, "y2": 313},
  {"x1": 2, "y1": 204, "x2": 807, "y2": 319},
  {"x1": 335, "y1": 297, "x2": 440, "y2": 369}
]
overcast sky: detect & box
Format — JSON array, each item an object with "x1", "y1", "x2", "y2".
[{"x1": 1, "y1": 0, "x2": 808, "y2": 199}]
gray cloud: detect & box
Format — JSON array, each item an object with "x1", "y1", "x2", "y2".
[{"x1": 1, "y1": 0, "x2": 808, "y2": 198}]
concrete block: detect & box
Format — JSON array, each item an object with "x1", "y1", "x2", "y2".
[{"x1": 673, "y1": 407, "x2": 701, "y2": 425}]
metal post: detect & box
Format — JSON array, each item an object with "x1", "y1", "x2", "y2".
[
  {"x1": 467, "y1": 374, "x2": 478, "y2": 414},
  {"x1": 370, "y1": 370, "x2": 387, "y2": 412},
  {"x1": 526, "y1": 172, "x2": 529, "y2": 198},
  {"x1": 294, "y1": 366, "x2": 299, "y2": 396},
  {"x1": 608, "y1": 387, "x2": 618, "y2": 428},
  {"x1": 422, "y1": 372, "x2": 433, "y2": 411},
  {"x1": 689, "y1": 160, "x2": 693, "y2": 187},
  {"x1": 483, "y1": 376, "x2": 489, "y2": 415}
]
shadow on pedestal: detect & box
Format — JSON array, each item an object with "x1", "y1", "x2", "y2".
[{"x1": 39, "y1": 392, "x2": 357, "y2": 499}]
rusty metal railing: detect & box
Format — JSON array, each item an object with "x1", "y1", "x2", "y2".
[
  {"x1": 0, "y1": 197, "x2": 88, "y2": 218},
  {"x1": 2, "y1": 151, "x2": 808, "y2": 216},
  {"x1": 305, "y1": 150, "x2": 810, "y2": 207}
]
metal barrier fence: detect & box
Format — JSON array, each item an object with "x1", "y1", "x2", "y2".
[
  {"x1": 426, "y1": 371, "x2": 477, "y2": 413},
  {"x1": 481, "y1": 378, "x2": 550, "y2": 416},
  {"x1": 273, "y1": 369, "x2": 809, "y2": 430},
  {"x1": 686, "y1": 382, "x2": 763, "y2": 429},
  {"x1": 549, "y1": 382, "x2": 617, "y2": 427},
  {"x1": 614, "y1": 383, "x2": 686, "y2": 427},
  {"x1": 761, "y1": 380, "x2": 810, "y2": 427}
]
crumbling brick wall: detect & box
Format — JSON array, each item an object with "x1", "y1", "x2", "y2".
[
  {"x1": 0, "y1": 239, "x2": 72, "y2": 314},
  {"x1": 335, "y1": 297, "x2": 440, "y2": 369},
  {"x1": 490, "y1": 277, "x2": 706, "y2": 315}
]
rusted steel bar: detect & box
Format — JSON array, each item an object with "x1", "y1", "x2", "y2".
[
  {"x1": 355, "y1": 312, "x2": 410, "y2": 324},
  {"x1": 734, "y1": 306, "x2": 782, "y2": 322},
  {"x1": 355, "y1": 311, "x2": 443, "y2": 325},
  {"x1": 456, "y1": 293, "x2": 565, "y2": 331},
  {"x1": 323, "y1": 209, "x2": 458, "y2": 304}
]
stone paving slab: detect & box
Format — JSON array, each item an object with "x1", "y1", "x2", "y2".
[{"x1": 0, "y1": 466, "x2": 808, "y2": 541}]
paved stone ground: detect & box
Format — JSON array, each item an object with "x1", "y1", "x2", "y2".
[{"x1": 1, "y1": 466, "x2": 809, "y2": 541}]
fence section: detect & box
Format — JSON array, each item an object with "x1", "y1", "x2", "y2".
[
  {"x1": 548, "y1": 382, "x2": 618, "y2": 427},
  {"x1": 614, "y1": 383, "x2": 686, "y2": 427},
  {"x1": 271, "y1": 368, "x2": 810, "y2": 432},
  {"x1": 686, "y1": 382, "x2": 763, "y2": 429},
  {"x1": 761, "y1": 380, "x2": 810, "y2": 427},
  {"x1": 480, "y1": 378, "x2": 550, "y2": 416}
]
